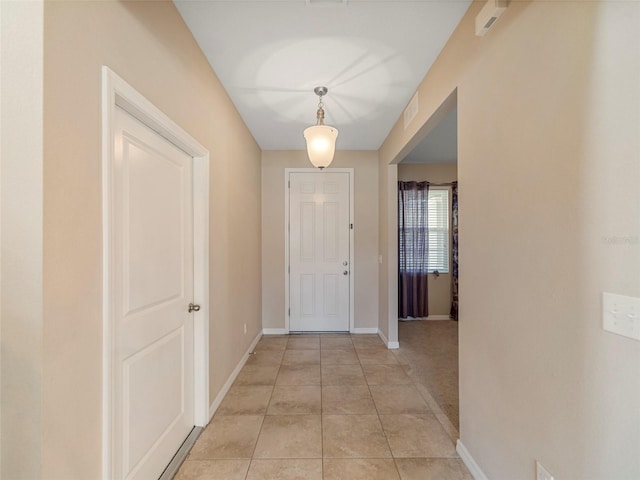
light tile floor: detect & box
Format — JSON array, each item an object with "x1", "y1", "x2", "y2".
[
  {"x1": 175, "y1": 334, "x2": 471, "y2": 480},
  {"x1": 397, "y1": 321, "x2": 460, "y2": 429}
]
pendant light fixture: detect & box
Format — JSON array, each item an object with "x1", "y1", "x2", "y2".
[{"x1": 303, "y1": 86, "x2": 338, "y2": 170}]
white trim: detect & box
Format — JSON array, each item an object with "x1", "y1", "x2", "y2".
[
  {"x1": 284, "y1": 168, "x2": 355, "y2": 333},
  {"x1": 192, "y1": 158, "x2": 210, "y2": 427},
  {"x1": 427, "y1": 315, "x2": 451, "y2": 320},
  {"x1": 348, "y1": 169, "x2": 355, "y2": 333},
  {"x1": 400, "y1": 315, "x2": 451, "y2": 321},
  {"x1": 101, "y1": 67, "x2": 210, "y2": 480},
  {"x1": 457, "y1": 440, "x2": 489, "y2": 480},
  {"x1": 262, "y1": 328, "x2": 289, "y2": 335},
  {"x1": 377, "y1": 328, "x2": 399, "y2": 349},
  {"x1": 387, "y1": 164, "x2": 399, "y2": 346},
  {"x1": 351, "y1": 327, "x2": 378, "y2": 334},
  {"x1": 208, "y1": 331, "x2": 262, "y2": 419}
]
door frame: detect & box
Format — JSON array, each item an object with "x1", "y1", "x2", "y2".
[
  {"x1": 284, "y1": 168, "x2": 355, "y2": 333},
  {"x1": 101, "y1": 67, "x2": 210, "y2": 480}
]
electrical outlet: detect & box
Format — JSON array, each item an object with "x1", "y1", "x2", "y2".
[
  {"x1": 603, "y1": 292, "x2": 640, "y2": 341},
  {"x1": 243, "y1": 323, "x2": 247, "y2": 334},
  {"x1": 536, "y1": 461, "x2": 554, "y2": 480}
]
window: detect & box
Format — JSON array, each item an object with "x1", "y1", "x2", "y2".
[
  {"x1": 399, "y1": 188, "x2": 449, "y2": 273},
  {"x1": 426, "y1": 189, "x2": 449, "y2": 273}
]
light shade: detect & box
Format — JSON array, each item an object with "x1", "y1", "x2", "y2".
[{"x1": 303, "y1": 125, "x2": 339, "y2": 169}]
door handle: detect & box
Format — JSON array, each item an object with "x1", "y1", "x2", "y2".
[
  {"x1": 343, "y1": 270, "x2": 349, "y2": 276},
  {"x1": 188, "y1": 303, "x2": 201, "y2": 313}
]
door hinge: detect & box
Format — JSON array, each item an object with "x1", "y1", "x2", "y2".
[
  {"x1": 288, "y1": 180, "x2": 290, "y2": 188},
  {"x1": 288, "y1": 265, "x2": 290, "y2": 273},
  {"x1": 288, "y1": 308, "x2": 290, "y2": 316},
  {"x1": 350, "y1": 223, "x2": 353, "y2": 229}
]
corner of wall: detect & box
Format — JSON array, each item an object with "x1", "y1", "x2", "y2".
[{"x1": 1, "y1": 1, "x2": 44, "y2": 477}]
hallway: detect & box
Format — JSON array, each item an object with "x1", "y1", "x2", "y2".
[{"x1": 175, "y1": 333, "x2": 471, "y2": 480}]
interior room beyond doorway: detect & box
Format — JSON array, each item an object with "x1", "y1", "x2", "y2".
[{"x1": 396, "y1": 105, "x2": 459, "y2": 431}]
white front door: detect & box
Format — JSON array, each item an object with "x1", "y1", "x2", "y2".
[
  {"x1": 289, "y1": 171, "x2": 350, "y2": 332},
  {"x1": 112, "y1": 107, "x2": 194, "y2": 480}
]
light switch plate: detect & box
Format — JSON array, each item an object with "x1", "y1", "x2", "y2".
[{"x1": 602, "y1": 292, "x2": 640, "y2": 341}]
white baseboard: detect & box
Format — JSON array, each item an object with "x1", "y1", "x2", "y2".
[
  {"x1": 208, "y1": 330, "x2": 262, "y2": 420},
  {"x1": 457, "y1": 440, "x2": 489, "y2": 480},
  {"x1": 266, "y1": 328, "x2": 384, "y2": 335},
  {"x1": 262, "y1": 328, "x2": 288, "y2": 335},
  {"x1": 350, "y1": 327, "x2": 378, "y2": 334},
  {"x1": 376, "y1": 329, "x2": 399, "y2": 349}
]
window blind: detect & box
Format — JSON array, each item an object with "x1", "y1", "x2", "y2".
[
  {"x1": 426, "y1": 189, "x2": 449, "y2": 273},
  {"x1": 399, "y1": 188, "x2": 449, "y2": 274}
]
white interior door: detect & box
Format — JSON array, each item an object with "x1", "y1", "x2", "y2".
[
  {"x1": 289, "y1": 171, "x2": 350, "y2": 332},
  {"x1": 112, "y1": 107, "x2": 194, "y2": 480}
]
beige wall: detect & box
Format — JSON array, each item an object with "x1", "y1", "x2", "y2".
[
  {"x1": 0, "y1": 1, "x2": 44, "y2": 478},
  {"x1": 261, "y1": 151, "x2": 378, "y2": 331},
  {"x1": 380, "y1": 1, "x2": 640, "y2": 478},
  {"x1": 377, "y1": 159, "x2": 398, "y2": 345},
  {"x1": 398, "y1": 163, "x2": 457, "y2": 316},
  {"x1": 42, "y1": 2, "x2": 262, "y2": 478},
  {"x1": 398, "y1": 163, "x2": 457, "y2": 184}
]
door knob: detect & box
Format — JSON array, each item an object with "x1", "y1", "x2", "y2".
[
  {"x1": 343, "y1": 261, "x2": 348, "y2": 266},
  {"x1": 188, "y1": 303, "x2": 200, "y2": 313},
  {"x1": 343, "y1": 270, "x2": 348, "y2": 275}
]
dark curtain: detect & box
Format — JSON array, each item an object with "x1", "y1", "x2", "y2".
[
  {"x1": 450, "y1": 181, "x2": 459, "y2": 320},
  {"x1": 398, "y1": 181, "x2": 430, "y2": 318}
]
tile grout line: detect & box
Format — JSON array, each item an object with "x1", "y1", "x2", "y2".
[
  {"x1": 404, "y1": 351, "x2": 460, "y2": 456},
  {"x1": 243, "y1": 340, "x2": 286, "y2": 479},
  {"x1": 359, "y1": 348, "x2": 404, "y2": 479},
  {"x1": 320, "y1": 340, "x2": 324, "y2": 479},
  {"x1": 410, "y1": 371, "x2": 460, "y2": 447}
]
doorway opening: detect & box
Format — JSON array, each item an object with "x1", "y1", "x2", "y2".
[{"x1": 395, "y1": 93, "x2": 460, "y2": 432}]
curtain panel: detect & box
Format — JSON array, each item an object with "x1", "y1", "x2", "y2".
[
  {"x1": 450, "y1": 181, "x2": 459, "y2": 320},
  {"x1": 398, "y1": 181, "x2": 430, "y2": 319}
]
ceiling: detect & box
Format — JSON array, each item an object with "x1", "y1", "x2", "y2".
[
  {"x1": 173, "y1": 0, "x2": 470, "y2": 151},
  {"x1": 401, "y1": 107, "x2": 457, "y2": 163}
]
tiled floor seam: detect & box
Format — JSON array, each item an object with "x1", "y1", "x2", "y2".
[
  {"x1": 320, "y1": 364, "x2": 324, "y2": 480},
  {"x1": 413, "y1": 381, "x2": 460, "y2": 445},
  {"x1": 363, "y1": 359, "x2": 401, "y2": 478},
  {"x1": 245, "y1": 409, "x2": 267, "y2": 478}
]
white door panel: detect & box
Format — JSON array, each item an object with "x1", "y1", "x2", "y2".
[
  {"x1": 289, "y1": 172, "x2": 350, "y2": 332},
  {"x1": 113, "y1": 107, "x2": 194, "y2": 480}
]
